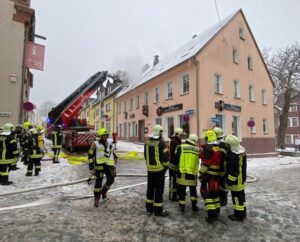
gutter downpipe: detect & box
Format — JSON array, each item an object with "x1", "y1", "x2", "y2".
[{"x1": 191, "y1": 56, "x2": 200, "y2": 137}]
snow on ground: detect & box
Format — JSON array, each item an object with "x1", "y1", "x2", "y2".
[{"x1": 0, "y1": 141, "x2": 299, "y2": 241}]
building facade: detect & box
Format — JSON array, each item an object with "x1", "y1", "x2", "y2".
[
  {"x1": 115, "y1": 9, "x2": 276, "y2": 155},
  {"x1": 0, "y1": 0, "x2": 35, "y2": 126}
]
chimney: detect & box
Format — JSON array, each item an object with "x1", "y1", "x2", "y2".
[{"x1": 153, "y1": 55, "x2": 159, "y2": 66}]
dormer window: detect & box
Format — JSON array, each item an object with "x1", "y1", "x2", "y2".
[{"x1": 239, "y1": 27, "x2": 245, "y2": 40}]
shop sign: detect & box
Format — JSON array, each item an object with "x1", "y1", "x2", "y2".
[
  {"x1": 214, "y1": 102, "x2": 241, "y2": 112},
  {"x1": 0, "y1": 112, "x2": 12, "y2": 118},
  {"x1": 157, "y1": 104, "x2": 183, "y2": 116}
]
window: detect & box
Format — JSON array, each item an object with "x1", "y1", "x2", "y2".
[
  {"x1": 215, "y1": 114, "x2": 226, "y2": 132},
  {"x1": 153, "y1": 87, "x2": 160, "y2": 103},
  {"x1": 132, "y1": 121, "x2": 137, "y2": 136},
  {"x1": 263, "y1": 119, "x2": 268, "y2": 134},
  {"x1": 249, "y1": 85, "x2": 255, "y2": 102},
  {"x1": 288, "y1": 117, "x2": 299, "y2": 127},
  {"x1": 239, "y1": 27, "x2": 245, "y2": 40},
  {"x1": 232, "y1": 116, "x2": 241, "y2": 138},
  {"x1": 167, "y1": 117, "x2": 174, "y2": 138},
  {"x1": 105, "y1": 103, "x2": 111, "y2": 112},
  {"x1": 119, "y1": 124, "x2": 122, "y2": 137},
  {"x1": 248, "y1": 56, "x2": 253, "y2": 70},
  {"x1": 166, "y1": 81, "x2": 173, "y2": 99},
  {"x1": 285, "y1": 134, "x2": 299, "y2": 145},
  {"x1": 105, "y1": 122, "x2": 111, "y2": 133},
  {"x1": 124, "y1": 102, "x2": 127, "y2": 112},
  {"x1": 136, "y1": 96, "x2": 140, "y2": 109},
  {"x1": 214, "y1": 74, "x2": 223, "y2": 94},
  {"x1": 123, "y1": 123, "x2": 127, "y2": 139},
  {"x1": 129, "y1": 98, "x2": 133, "y2": 111},
  {"x1": 118, "y1": 103, "x2": 121, "y2": 114},
  {"x1": 178, "y1": 114, "x2": 190, "y2": 136},
  {"x1": 233, "y1": 49, "x2": 238, "y2": 64},
  {"x1": 144, "y1": 92, "x2": 148, "y2": 105},
  {"x1": 233, "y1": 80, "x2": 240, "y2": 98},
  {"x1": 155, "y1": 118, "x2": 162, "y2": 125},
  {"x1": 96, "y1": 108, "x2": 100, "y2": 116},
  {"x1": 261, "y1": 89, "x2": 267, "y2": 105},
  {"x1": 181, "y1": 74, "x2": 189, "y2": 94},
  {"x1": 289, "y1": 103, "x2": 297, "y2": 112}
]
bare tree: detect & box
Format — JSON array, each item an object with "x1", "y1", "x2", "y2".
[{"x1": 264, "y1": 43, "x2": 300, "y2": 148}]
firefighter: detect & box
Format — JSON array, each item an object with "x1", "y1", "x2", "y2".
[
  {"x1": 212, "y1": 126, "x2": 230, "y2": 206},
  {"x1": 88, "y1": 128, "x2": 117, "y2": 207},
  {"x1": 26, "y1": 128, "x2": 44, "y2": 176},
  {"x1": 0, "y1": 123, "x2": 19, "y2": 185},
  {"x1": 10, "y1": 124, "x2": 22, "y2": 170},
  {"x1": 37, "y1": 125, "x2": 47, "y2": 154},
  {"x1": 199, "y1": 130, "x2": 223, "y2": 223},
  {"x1": 144, "y1": 125, "x2": 169, "y2": 216},
  {"x1": 20, "y1": 121, "x2": 32, "y2": 165},
  {"x1": 224, "y1": 135, "x2": 247, "y2": 221},
  {"x1": 52, "y1": 125, "x2": 63, "y2": 163},
  {"x1": 168, "y1": 127, "x2": 183, "y2": 201},
  {"x1": 175, "y1": 134, "x2": 200, "y2": 212}
]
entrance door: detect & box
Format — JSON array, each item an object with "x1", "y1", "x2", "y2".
[{"x1": 138, "y1": 120, "x2": 145, "y2": 142}]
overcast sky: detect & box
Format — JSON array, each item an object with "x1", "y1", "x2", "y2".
[{"x1": 30, "y1": 0, "x2": 300, "y2": 107}]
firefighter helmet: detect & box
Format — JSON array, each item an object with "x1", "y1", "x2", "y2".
[
  {"x1": 98, "y1": 128, "x2": 109, "y2": 137},
  {"x1": 2, "y1": 123, "x2": 14, "y2": 135},
  {"x1": 23, "y1": 121, "x2": 32, "y2": 129},
  {"x1": 36, "y1": 125, "x2": 45, "y2": 133},
  {"x1": 187, "y1": 134, "x2": 199, "y2": 145},
  {"x1": 212, "y1": 127, "x2": 224, "y2": 139},
  {"x1": 204, "y1": 130, "x2": 217, "y2": 144},
  {"x1": 28, "y1": 128, "x2": 38, "y2": 135},
  {"x1": 174, "y1": 127, "x2": 183, "y2": 136},
  {"x1": 151, "y1": 125, "x2": 164, "y2": 138},
  {"x1": 224, "y1": 135, "x2": 240, "y2": 150}
]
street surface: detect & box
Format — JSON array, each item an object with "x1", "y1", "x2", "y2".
[{"x1": 0, "y1": 141, "x2": 299, "y2": 242}]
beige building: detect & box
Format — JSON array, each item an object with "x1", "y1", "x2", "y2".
[
  {"x1": 0, "y1": 0, "x2": 36, "y2": 126},
  {"x1": 115, "y1": 9, "x2": 275, "y2": 155}
]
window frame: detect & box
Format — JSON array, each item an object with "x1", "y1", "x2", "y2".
[
  {"x1": 249, "y1": 85, "x2": 255, "y2": 102},
  {"x1": 166, "y1": 81, "x2": 173, "y2": 99},
  {"x1": 288, "y1": 117, "x2": 299, "y2": 127},
  {"x1": 136, "y1": 96, "x2": 140, "y2": 109},
  {"x1": 153, "y1": 87, "x2": 160, "y2": 103},
  {"x1": 261, "y1": 89, "x2": 267, "y2": 105},
  {"x1": 233, "y1": 49, "x2": 239, "y2": 64},
  {"x1": 181, "y1": 74, "x2": 190, "y2": 95},
  {"x1": 214, "y1": 74, "x2": 223, "y2": 94},
  {"x1": 289, "y1": 103, "x2": 297, "y2": 112},
  {"x1": 233, "y1": 80, "x2": 240, "y2": 98},
  {"x1": 239, "y1": 27, "x2": 245, "y2": 40}
]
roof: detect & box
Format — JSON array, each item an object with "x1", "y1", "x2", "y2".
[{"x1": 116, "y1": 9, "x2": 240, "y2": 99}]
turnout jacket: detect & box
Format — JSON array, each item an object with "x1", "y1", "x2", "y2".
[
  {"x1": 225, "y1": 151, "x2": 247, "y2": 191},
  {"x1": 144, "y1": 137, "x2": 169, "y2": 172},
  {"x1": 199, "y1": 144, "x2": 223, "y2": 178},
  {"x1": 28, "y1": 134, "x2": 44, "y2": 159},
  {"x1": 0, "y1": 134, "x2": 19, "y2": 164},
  {"x1": 52, "y1": 130, "x2": 63, "y2": 148},
  {"x1": 169, "y1": 135, "x2": 181, "y2": 171}
]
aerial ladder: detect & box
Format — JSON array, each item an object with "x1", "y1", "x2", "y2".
[{"x1": 46, "y1": 71, "x2": 121, "y2": 151}]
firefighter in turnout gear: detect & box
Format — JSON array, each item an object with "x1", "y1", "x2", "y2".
[
  {"x1": 37, "y1": 125, "x2": 47, "y2": 154},
  {"x1": 0, "y1": 123, "x2": 19, "y2": 185},
  {"x1": 10, "y1": 124, "x2": 23, "y2": 170},
  {"x1": 52, "y1": 125, "x2": 63, "y2": 163},
  {"x1": 144, "y1": 125, "x2": 169, "y2": 216},
  {"x1": 175, "y1": 134, "x2": 200, "y2": 212},
  {"x1": 88, "y1": 128, "x2": 117, "y2": 207},
  {"x1": 199, "y1": 130, "x2": 223, "y2": 223},
  {"x1": 213, "y1": 126, "x2": 229, "y2": 206},
  {"x1": 26, "y1": 128, "x2": 44, "y2": 176},
  {"x1": 168, "y1": 127, "x2": 183, "y2": 201},
  {"x1": 20, "y1": 121, "x2": 32, "y2": 165},
  {"x1": 224, "y1": 135, "x2": 247, "y2": 221}
]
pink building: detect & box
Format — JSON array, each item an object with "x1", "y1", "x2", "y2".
[{"x1": 115, "y1": 9, "x2": 275, "y2": 155}]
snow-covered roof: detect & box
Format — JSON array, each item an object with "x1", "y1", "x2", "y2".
[{"x1": 117, "y1": 9, "x2": 240, "y2": 98}]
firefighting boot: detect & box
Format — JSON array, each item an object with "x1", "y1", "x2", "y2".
[
  {"x1": 1, "y1": 176, "x2": 13, "y2": 185},
  {"x1": 179, "y1": 204, "x2": 185, "y2": 213},
  {"x1": 192, "y1": 201, "x2": 199, "y2": 212},
  {"x1": 35, "y1": 170, "x2": 39, "y2": 176},
  {"x1": 25, "y1": 172, "x2": 32, "y2": 176},
  {"x1": 94, "y1": 197, "x2": 100, "y2": 208},
  {"x1": 228, "y1": 214, "x2": 246, "y2": 222}
]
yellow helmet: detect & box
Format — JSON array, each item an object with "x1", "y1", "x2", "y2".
[
  {"x1": 187, "y1": 134, "x2": 199, "y2": 145},
  {"x1": 212, "y1": 127, "x2": 224, "y2": 139},
  {"x1": 204, "y1": 130, "x2": 217, "y2": 144},
  {"x1": 23, "y1": 121, "x2": 32, "y2": 129},
  {"x1": 98, "y1": 128, "x2": 109, "y2": 136},
  {"x1": 36, "y1": 125, "x2": 45, "y2": 133}
]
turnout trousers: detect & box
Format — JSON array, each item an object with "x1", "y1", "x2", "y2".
[
  {"x1": 52, "y1": 148, "x2": 60, "y2": 163},
  {"x1": 27, "y1": 158, "x2": 41, "y2": 175},
  {"x1": 169, "y1": 169, "x2": 178, "y2": 200},
  {"x1": 94, "y1": 164, "x2": 115, "y2": 199},
  {"x1": 146, "y1": 171, "x2": 166, "y2": 215},
  {"x1": 231, "y1": 190, "x2": 246, "y2": 219},
  {"x1": 0, "y1": 164, "x2": 10, "y2": 184},
  {"x1": 200, "y1": 177, "x2": 220, "y2": 218},
  {"x1": 177, "y1": 184, "x2": 198, "y2": 209}
]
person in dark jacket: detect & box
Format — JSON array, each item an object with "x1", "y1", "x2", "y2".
[
  {"x1": 224, "y1": 135, "x2": 247, "y2": 221},
  {"x1": 168, "y1": 127, "x2": 183, "y2": 201},
  {"x1": 144, "y1": 125, "x2": 169, "y2": 217}
]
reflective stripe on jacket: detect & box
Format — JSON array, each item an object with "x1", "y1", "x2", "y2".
[
  {"x1": 179, "y1": 144, "x2": 199, "y2": 175},
  {"x1": 200, "y1": 145, "x2": 223, "y2": 176},
  {"x1": 0, "y1": 135, "x2": 19, "y2": 164}
]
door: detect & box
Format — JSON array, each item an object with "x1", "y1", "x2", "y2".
[{"x1": 138, "y1": 120, "x2": 145, "y2": 142}]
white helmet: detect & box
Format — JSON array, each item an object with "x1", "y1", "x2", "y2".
[
  {"x1": 28, "y1": 128, "x2": 38, "y2": 135},
  {"x1": 187, "y1": 134, "x2": 199, "y2": 145},
  {"x1": 174, "y1": 127, "x2": 183, "y2": 136},
  {"x1": 151, "y1": 125, "x2": 164, "y2": 138},
  {"x1": 212, "y1": 127, "x2": 224, "y2": 139}
]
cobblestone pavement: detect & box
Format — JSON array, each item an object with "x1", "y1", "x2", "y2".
[{"x1": 0, "y1": 155, "x2": 299, "y2": 242}]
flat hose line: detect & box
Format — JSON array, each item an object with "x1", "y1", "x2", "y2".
[{"x1": 0, "y1": 174, "x2": 257, "y2": 197}]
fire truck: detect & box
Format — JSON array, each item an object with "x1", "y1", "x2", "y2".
[{"x1": 46, "y1": 71, "x2": 121, "y2": 152}]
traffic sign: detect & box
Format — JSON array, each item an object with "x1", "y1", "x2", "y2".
[
  {"x1": 185, "y1": 109, "x2": 194, "y2": 115},
  {"x1": 211, "y1": 117, "x2": 219, "y2": 123},
  {"x1": 23, "y1": 101, "x2": 35, "y2": 112},
  {"x1": 247, "y1": 120, "x2": 255, "y2": 128}
]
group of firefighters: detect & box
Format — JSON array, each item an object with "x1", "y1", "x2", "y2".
[
  {"x1": 88, "y1": 124, "x2": 247, "y2": 223},
  {"x1": 0, "y1": 122, "x2": 63, "y2": 185}
]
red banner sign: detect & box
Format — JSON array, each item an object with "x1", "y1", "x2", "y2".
[{"x1": 25, "y1": 41, "x2": 45, "y2": 71}]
